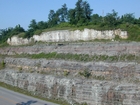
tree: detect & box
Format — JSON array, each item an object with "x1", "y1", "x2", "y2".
[
  {"x1": 105, "y1": 9, "x2": 119, "y2": 28},
  {"x1": 68, "y1": 9, "x2": 76, "y2": 24},
  {"x1": 48, "y1": 10, "x2": 55, "y2": 21},
  {"x1": 24, "y1": 29, "x2": 34, "y2": 38},
  {"x1": 37, "y1": 21, "x2": 48, "y2": 29},
  {"x1": 70, "y1": 0, "x2": 93, "y2": 26},
  {"x1": 82, "y1": 1, "x2": 93, "y2": 22},
  {"x1": 58, "y1": 3, "x2": 68, "y2": 22},
  {"x1": 121, "y1": 13, "x2": 135, "y2": 24},
  {"x1": 28, "y1": 19, "x2": 38, "y2": 30},
  {"x1": 12, "y1": 25, "x2": 25, "y2": 35},
  {"x1": 75, "y1": 0, "x2": 84, "y2": 25},
  {"x1": 137, "y1": 17, "x2": 140, "y2": 26},
  {"x1": 91, "y1": 14, "x2": 102, "y2": 25},
  {"x1": 0, "y1": 28, "x2": 14, "y2": 43},
  {"x1": 48, "y1": 10, "x2": 59, "y2": 27}
]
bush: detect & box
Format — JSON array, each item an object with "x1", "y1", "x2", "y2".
[
  {"x1": 63, "y1": 70, "x2": 70, "y2": 76},
  {"x1": 57, "y1": 22, "x2": 71, "y2": 28},
  {"x1": 18, "y1": 67, "x2": 23, "y2": 73},
  {"x1": 18, "y1": 32, "x2": 26, "y2": 38},
  {"x1": 79, "y1": 69, "x2": 91, "y2": 78},
  {"x1": 34, "y1": 29, "x2": 42, "y2": 35}
]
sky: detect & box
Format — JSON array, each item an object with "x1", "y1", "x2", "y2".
[{"x1": 0, "y1": 0, "x2": 140, "y2": 30}]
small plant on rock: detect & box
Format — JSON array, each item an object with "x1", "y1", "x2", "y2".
[
  {"x1": 63, "y1": 70, "x2": 70, "y2": 76},
  {"x1": 0, "y1": 60, "x2": 6, "y2": 70},
  {"x1": 79, "y1": 69, "x2": 91, "y2": 78},
  {"x1": 18, "y1": 67, "x2": 23, "y2": 73}
]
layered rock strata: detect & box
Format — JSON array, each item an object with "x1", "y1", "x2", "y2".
[
  {"x1": 0, "y1": 69, "x2": 139, "y2": 105},
  {"x1": 7, "y1": 29, "x2": 127, "y2": 45},
  {"x1": 1, "y1": 42, "x2": 140, "y2": 56},
  {"x1": 0, "y1": 42, "x2": 139, "y2": 105}
]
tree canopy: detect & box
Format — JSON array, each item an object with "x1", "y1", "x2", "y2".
[{"x1": 0, "y1": 0, "x2": 140, "y2": 44}]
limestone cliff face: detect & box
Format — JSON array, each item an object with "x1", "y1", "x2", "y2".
[
  {"x1": 0, "y1": 41, "x2": 140, "y2": 105},
  {"x1": 0, "y1": 70, "x2": 139, "y2": 105},
  {"x1": 7, "y1": 29, "x2": 127, "y2": 45},
  {"x1": 7, "y1": 36, "x2": 32, "y2": 46}
]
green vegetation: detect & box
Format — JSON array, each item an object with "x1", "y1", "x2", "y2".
[
  {"x1": 0, "y1": 0, "x2": 140, "y2": 44},
  {"x1": 92, "y1": 75, "x2": 105, "y2": 80},
  {"x1": 0, "y1": 25, "x2": 25, "y2": 44},
  {"x1": 18, "y1": 67, "x2": 23, "y2": 73},
  {"x1": 79, "y1": 70, "x2": 91, "y2": 78},
  {"x1": 63, "y1": 70, "x2": 70, "y2": 76},
  {"x1": 0, "y1": 60, "x2": 5, "y2": 70},
  {"x1": 12, "y1": 52, "x2": 139, "y2": 62}
]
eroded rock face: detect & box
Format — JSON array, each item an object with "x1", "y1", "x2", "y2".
[
  {"x1": 1, "y1": 41, "x2": 139, "y2": 105},
  {"x1": 0, "y1": 56, "x2": 139, "y2": 105},
  {"x1": 4, "y1": 57, "x2": 140, "y2": 81},
  {"x1": 33, "y1": 29, "x2": 128, "y2": 42},
  {"x1": 1, "y1": 42, "x2": 140, "y2": 56},
  {"x1": 7, "y1": 36, "x2": 33, "y2": 46},
  {"x1": 7, "y1": 29, "x2": 127, "y2": 45},
  {"x1": 0, "y1": 70, "x2": 139, "y2": 105}
]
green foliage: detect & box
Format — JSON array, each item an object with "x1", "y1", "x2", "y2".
[
  {"x1": 34, "y1": 29, "x2": 42, "y2": 35},
  {"x1": 0, "y1": 25, "x2": 25, "y2": 44},
  {"x1": 37, "y1": 21, "x2": 48, "y2": 29},
  {"x1": 20, "y1": 52, "x2": 139, "y2": 62},
  {"x1": 39, "y1": 71, "x2": 47, "y2": 74},
  {"x1": 114, "y1": 35, "x2": 121, "y2": 41},
  {"x1": 57, "y1": 22, "x2": 71, "y2": 28},
  {"x1": 0, "y1": 60, "x2": 5, "y2": 70},
  {"x1": 0, "y1": 42, "x2": 9, "y2": 47},
  {"x1": 121, "y1": 13, "x2": 135, "y2": 24},
  {"x1": 74, "y1": 0, "x2": 93, "y2": 26},
  {"x1": 91, "y1": 14, "x2": 102, "y2": 25},
  {"x1": 68, "y1": 9, "x2": 76, "y2": 24},
  {"x1": 31, "y1": 52, "x2": 57, "y2": 59},
  {"x1": 28, "y1": 19, "x2": 38, "y2": 30},
  {"x1": 48, "y1": 10, "x2": 59, "y2": 28},
  {"x1": 57, "y1": 3, "x2": 68, "y2": 22},
  {"x1": 18, "y1": 67, "x2": 23, "y2": 73},
  {"x1": 0, "y1": 0, "x2": 140, "y2": 42},
  {"x1": 93, "y1": 75, "x2": 105, "y2": 80},
  {"x1": 18, "y1": 32, "x2": 26, "y2": 38},
  {"x1": 81, "y1": 102, "x2": 88, "y2": 105},
  {"x1": 104, "y1": 9, "x2": 119, "y2": 28},
  {"x1": 63, "y1": 71, "x2": 70, "y2": 76},
  {"x1": 79, "y1": 69, "x2": 91, "y2": 78},
  {"x1": 24, "y1": 29, "x2": 34, "y2": 38}
]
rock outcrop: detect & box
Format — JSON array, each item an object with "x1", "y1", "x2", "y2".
[
  {"x1": 7, "y1": 29, "x2": 127, "y2": 45},
  {"x1": 0, "y1": 41, "x2": 139, "y2": 105},
  {"x1": 7, "y1": 36, "x2": 33, "y2": 46},
  {"x1": 1, "y1": 42, "x2": 140, "y2": 56},
  {"x1": 0, "y1": 69, "x2": 139, "y2": 105}
]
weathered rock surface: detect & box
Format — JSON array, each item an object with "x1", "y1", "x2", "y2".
[
  {"x1": 0, "y1": 41, "x2": 140, "y2": 105},
  {"x1": 1, "y1": 42, "x2": 140, "y2": 56},
  {"x1": 0, "y1": 70, "x2": 139, "y2": 105},
  {"x1": 7, "y1": 36, "x2": 33, "y2": 46},
  {"x1": 7, "y1": 29, "x2": 127, "y2": 45},
  {"x1": 4, "y1": 57, "x2": 140, "y2": 81}
]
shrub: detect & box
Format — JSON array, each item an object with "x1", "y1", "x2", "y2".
[
  {"x1": 63, "y1": 70, "x2": 70, "y2": 76},
  {"x1": 18, "y1": 32, "x2": 26, "y2": 38},
  {"x1": 34, "y1": 29, "x2": 42, "y2": 35},
  {"x1": 79, "y1": 69, "x2": 91, "y2": 78},
  {"x1": 18, "y1": 67, "x2": 22, "y2": 73}
]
